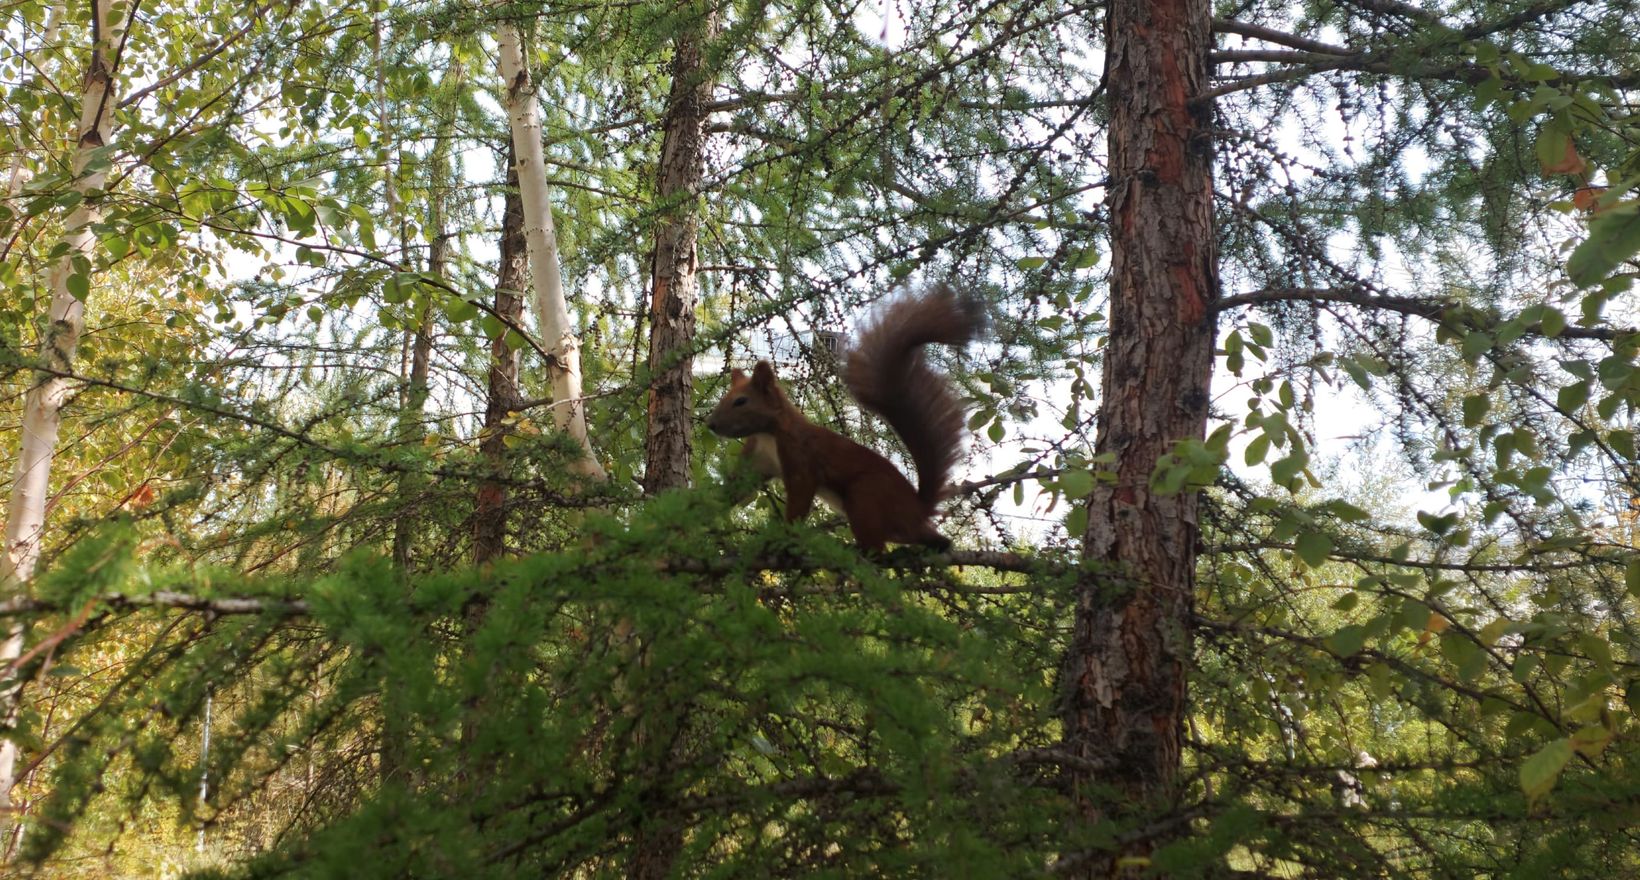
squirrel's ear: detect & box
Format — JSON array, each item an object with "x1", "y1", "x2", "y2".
[
  {"x1": 751, "y1": 361, "x2": 777, "y2": 389},
  {"x1": 729, "y1": 368, "x2": 748, "y2": 383}
]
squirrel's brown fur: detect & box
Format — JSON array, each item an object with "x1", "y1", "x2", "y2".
[{"x1": 706, "y1": 285, "x2": 983, "y2": 551}]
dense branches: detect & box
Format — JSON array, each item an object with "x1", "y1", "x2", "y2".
[{"x1": 3, "y1": 0, "x2": 1640, "y2": 876}]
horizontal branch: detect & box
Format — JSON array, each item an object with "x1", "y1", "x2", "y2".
[
  {"x1": 1216, "y1": 285, "x2": 1631, "y2": 342},
  {"x1": 1212, "y1": 48, "x2": 1355, "y2": 65},
  {"x1": 1217, "y1": 540, "x2": 1619, "y2": 573},
  {"x1": 0, "y1": 592, "x2": 311, "y2": 617},
  {"x1": 1212, "y1": 19, "x2": 1355, "y2": 56},
  {"x1": 662, "y1": 549, "x2": 1056, "y2": 577},
  {"x1": 955, "y1": 466, "x2": 1067, "y2": 495},
  {"x1": 1204, "y1": 16, "x2": 1640, "y2": 103},
  {"x1": 0, "y1": 552, "x2": 1060, "y2": 620}
]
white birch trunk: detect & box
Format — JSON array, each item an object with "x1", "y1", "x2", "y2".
[
  {"x1": 495, "y1": 19, "x2": 606, "y2": 480},
  {"x1": 0, "y1": 0, "x2": 124, "y2": 836}
]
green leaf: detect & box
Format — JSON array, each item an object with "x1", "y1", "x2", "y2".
[
  {"x1": 1557, "y1": 381, "x2": 1589, "y2": 412},
  {"x1": 1205, "y1": 424, "x2": 1232, "y2": 455},
  {"x1": 1519, "y1": 737, "x2": 1574, "y2": 801},
  {"x1": 1325, "y1": 500, "x2": 1370, "y2": 522},
  {"x1": 1244, "y1": 433, "x2": 1270, "y2": 466},
  {"x1": 1462, "y1": 393, "x2": 1491, "y2": 427},
  {"x1": 1294, "y1": 531, "x2": 1333, "y2": 567},
  {"x1": 1015, "y1": 256, "x2": 1047, "y2": 270},
  {"x1": 1540, "y1": 307, "x2": 1566, "y2": 337},
  {"x1": 66, "y1": 272, "x2": 90, "y2": 301},
  {"x1": 1270, "y1": 452, "x2": 1308, "y2": 487},
  {"x1": 1396, "y1": 599, "x2": 1432, "y2": 633},
  {"x1": 1417, "y1": 510, "x2": 1458, "y2": 536},
  {"x1": 1609, "y1": 429, "x2": 1635, "y2": 460},
  {"x1": 1342, "y1": 358, "x2": 1370, "y2": 390},
  {"x1": 1327, "y1": 624, "x2": 1368, "y2": 658},
  {"x1": 1568, "y1": 203, "x2": 1640, "y2": 287},
  {"x1": 1065, "y1": 505, "x2": 1088, "y2": 537},
  {"x1": 1472, "y1": 75, "x2": 1504, "y2": 108},
  {"x1": 1059, "y1": 469, "x2": 1094, "y2": 498},
  {"x1": 1534, "y1": 113, "x2": 1577, "y2": 175},
  {"x1": 1461, "y1": 331, "x2": 1494, "y2": 361},
  {"x1": 443, "y1": 298, "x2": 479, "y2": 323}
]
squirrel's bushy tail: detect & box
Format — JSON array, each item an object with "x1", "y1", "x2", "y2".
[{"x1": 844, "y1": 284, "x2": 985, "y2": 506}]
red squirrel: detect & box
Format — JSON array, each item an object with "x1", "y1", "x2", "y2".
[{"x1": 705, "y1": 285, "x2": 984, "y2": 552}]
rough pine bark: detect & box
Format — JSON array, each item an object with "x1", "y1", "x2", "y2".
[
  {"x1": 629, "y1": 17, "x2": 720, "y2": 876},
  {"x1": 1058, "y1": 0, "x2": 1216, "y2": 872},
  {"x1": 0, "y1": 0, "x2": 124, "y2": 840},
  {"x1": 475, "y1": 170, "x2": 527, "y2": 565},
  {"x1": 641, "y1": 8, "x2": 718, "y2": 494}
]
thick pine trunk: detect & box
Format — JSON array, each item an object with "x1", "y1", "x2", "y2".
[
  {"x1": 0, "y1": 0, "x2": 124, "y2": 840},
  {"x1": 475, "y1": 168, "x2": 527, "y2": 566},
  {"x1": 629, "y1": 18, "x2": 719, "y2": 877},
  {"x1": 495, "y1": 17, "x2": 605, "y2": 480},
  {"x1": 1059, "y1": 0, "x2": 1216, "y2": 873},
  {"x1": 641, "y1": 9, "x2": 717, "y2": 495}
]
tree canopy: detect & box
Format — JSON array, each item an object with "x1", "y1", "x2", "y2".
[{"x1": 3, "y1": 0, "x2": 1640, "y2": 876}]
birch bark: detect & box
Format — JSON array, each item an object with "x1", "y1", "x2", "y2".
[
  {"x1": 0, "y1": 0, "x2": 126, "y2": 838},
  {"x1": 495, "y1": 19, "x2": 605, "y2": 480}
]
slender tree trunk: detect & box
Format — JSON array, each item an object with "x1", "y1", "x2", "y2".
[
  {"x1": 642, "y1": 7, "x2": 718, "y2": 494},
  {"x1": 494, "y1": 17, "x2": 605, "y2": 480},
  {"x1": 196, "y1": 689, "x2": 212, "y2": 853},
  {"x1": 372, "y1": 8, "x2": 427, "y2": 787},
  {"x1": 383, "y1": 5, "x2": 433, "y2": 575},
  {"x1": 0, "y1": 0, "x2": 125, "y2": 840},
  {"x1": 1058, "y1": 0, "x2": 1216, "y2": 874},
  {"x1": 460, "y1": 162, "x2": 527, "y2": 792},
  {"x1": 475, "y1": 164, "x2": 527, "y2": 566},
  {"x1": 391, "y1": 316, "x2": 435, "y2": 571}
]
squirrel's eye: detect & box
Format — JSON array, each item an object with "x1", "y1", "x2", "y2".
[{"x1": 732, "y1": 396, "x2": 748, "y2": 407}]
